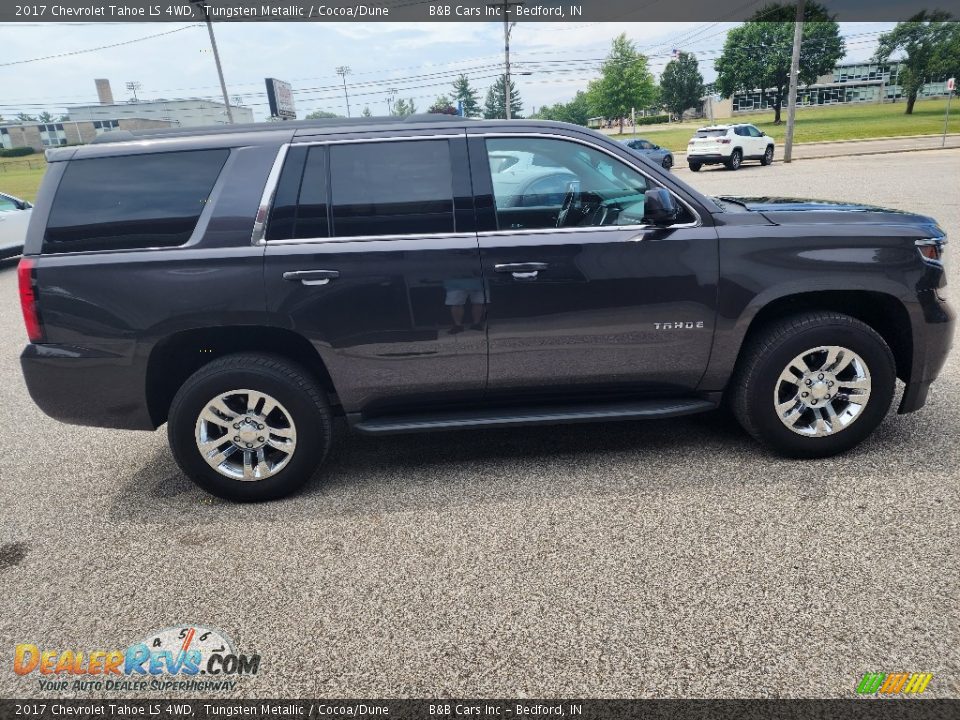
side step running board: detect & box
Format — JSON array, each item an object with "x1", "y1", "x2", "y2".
[{"x1": 352, "y1": 398, "x2": 717, "y2": 435}]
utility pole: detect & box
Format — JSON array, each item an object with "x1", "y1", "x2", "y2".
[
  {"x1": 387, "y1": 87, "x2": 398, "y2": 116},
  {"x1": 337, "y1": 66, "x2": 352, "y2": 118},
  {"x1": 783, "y1": 0, "x2": 805, "y2": 163},
  {"x1": 489, "y1": 1, "x2": 521, "y2": 119},
  {"x1": 190, "y1": 1, "x2": 234, "y2": 123},
  {"x1": 125, "y1": 81, "x2": 142, "y2": 103}
]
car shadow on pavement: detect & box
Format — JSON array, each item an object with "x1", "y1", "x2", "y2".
[{"x1": 107, "y1": 407, "x2": 876, "y2": 526}]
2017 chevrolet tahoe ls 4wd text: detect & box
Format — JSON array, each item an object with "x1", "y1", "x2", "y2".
[{"x1": 18, "y1": 116, "x2": 955, "y2": 501}]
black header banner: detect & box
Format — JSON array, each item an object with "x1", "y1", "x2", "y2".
[
  {"x1": 1, "y1": 0, "x2": 958, "y2": 23},
  {"x1": 0, "y1": 700, "x2": 958, "y2": 720}
]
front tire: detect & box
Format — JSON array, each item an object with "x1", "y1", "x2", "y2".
[
  {"x1": 730, "y1": 312, "x2": 896, "y2": 458},
  {"x1": 661, "y1": 155, "x2": 673, "y2": 170},
  {"x1": 168, "y1": 353, "x2": 333, "y2": 501},
  {"x1": 725, "y1": 149, "x2": 742, "y2": 170},
  {"x1": 760, "y1": 145, "x2": 774, "y2": 166}
]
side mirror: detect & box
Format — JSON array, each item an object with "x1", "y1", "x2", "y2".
[
  {"x1": 644, "y1": 188, "x2": 679, "y2": 227},
  {"x1": 20, "y1": 201, "x2": 32, "y2": 210}
]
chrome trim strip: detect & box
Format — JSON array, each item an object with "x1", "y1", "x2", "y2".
[
  {"x1": 250, "y1": 143, "x2": 290, "y2": 246},
  {"x1": 291, "y1": 132, "x2": 465, "y2": 146},
  {"x1": 265, "y1": 232, "x2": 478, "y2": 246}
]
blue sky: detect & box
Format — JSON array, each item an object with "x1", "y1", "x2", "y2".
[{"x1": 0, "y1": 21, "x2": 895, "y2": 121}]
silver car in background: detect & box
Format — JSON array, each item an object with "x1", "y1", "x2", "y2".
[{"x1": 0, "y1": 191, "x2": 32, "y2": 259}]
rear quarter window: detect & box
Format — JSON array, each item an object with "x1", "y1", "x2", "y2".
[{"x1": 44, "y1": 148, "x2": 229, "y2": 253}]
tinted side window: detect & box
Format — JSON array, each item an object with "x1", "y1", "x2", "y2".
[
  {"x1": 295, "y1": 147, "x2": 330, "y2": 239},
  {"x1": 329, "y1": 140, "x2": 454, "y2": 237},
  {"x1": 45, "y1": 149, "x2": 228, "y2": 253}
]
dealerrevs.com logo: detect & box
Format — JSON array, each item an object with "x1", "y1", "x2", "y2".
[
  {"x1": 856, "y1": 672, "x2": 934, "y2": 695},
  {"x1": 14, "y1": 625, "x2": 261, "y2": 693}
]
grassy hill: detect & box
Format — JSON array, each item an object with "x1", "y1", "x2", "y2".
[{"x1": 619, "y1": 98, "x2": 960, "y2": 151}]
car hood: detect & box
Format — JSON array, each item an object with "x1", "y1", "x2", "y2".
[{"x1": 716, "y1": 195, "x2": 940, "y2": 230}]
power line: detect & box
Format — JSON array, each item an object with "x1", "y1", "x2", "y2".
[{"x1": 0, "y1": 24, "x2": 201, "y2": 68}]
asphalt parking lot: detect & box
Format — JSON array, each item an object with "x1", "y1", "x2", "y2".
[{"x1": 0, "y1": 149, "x2": 957, "y2": 699}]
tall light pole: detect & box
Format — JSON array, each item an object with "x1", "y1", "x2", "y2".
[
  {"x1": 190, "y1": 0, "x2": 234, "y2": 124},
  {"x1": 337, "y1": 66, "x2": 352, "y2": 118},
  {"x1": 783, "y1": 0, "x2": 805, "y2": 163},
  {"x1": 388, "y1": 87, "x2": 398, "y2": 116}
]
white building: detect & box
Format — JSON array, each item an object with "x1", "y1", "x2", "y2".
[{"x1": 66, "y1": 98, "x2": 254, "y2": 128}]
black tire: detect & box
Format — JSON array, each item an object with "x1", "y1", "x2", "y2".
[
  {"x1": 760, "y1": 145, "x2": 774, "y2": 166},
  {"x1": 662, "y1": 155, "x2": 673, "y2": 170},
  {"x1": 730, "y1": 312, "x2": 896, "y2": 458},
  {"x1": 688, "y1": 162, "x2": 702, "y2": 172},
  {"x1": 725, "y1": 149, "x2": 742, "y2": 170},
  {"x1": 168, "y1": 353, "x2": 333, "y2": 502}
]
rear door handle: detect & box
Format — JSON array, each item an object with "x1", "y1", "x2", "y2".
[
  {"x1": 494, "y1": 262, "x2": 548, "y2": 280},
  {"x1": 282, "y1": 269, "x2": 340, "y2": 286}
]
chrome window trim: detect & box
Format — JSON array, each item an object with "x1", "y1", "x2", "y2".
[
  {"x1": 470, "y1": 130, "x2": 701, "y2": 235},
  {"x1": 253, "y1": 134, "x2": 464, "y2": 246},
  {"x1": 253, "y1": 129, "x2": 701, "y2": 246},
  {"x1": 251, "y1": 143, "x2": 290, "y2": 245}
]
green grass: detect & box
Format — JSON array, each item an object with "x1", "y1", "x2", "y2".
[
  {"x1": 0, "y1": 157, "x2": 47, "y2": 202},
  {"x1": 619, "y1": 98, "x2": 960, "y2": 152}
]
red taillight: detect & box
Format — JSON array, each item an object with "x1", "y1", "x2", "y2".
[
  {"x1": 719, "y1": 138, "x2": 731, "y2": 144},
  {"x1": 916, "y1": 237, "x2": 946, "y2": 264},
  {"x1": 18, "y1": 257, "x2": 43, "y2": 343}
]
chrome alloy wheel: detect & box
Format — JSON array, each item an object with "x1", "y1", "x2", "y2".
[
  {"x1": 194, "y1": 389, "x2": 297, "y2": 481},
  {"x1": 774, "y1": 346, "x2": 871, "y2": 437}
]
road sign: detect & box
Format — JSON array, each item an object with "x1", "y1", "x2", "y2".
[
  {"x1": 948, "y1": 77, "x2": 955, "y2": 92},
  {"x1": 265, "y1": 78, "x2": 296, "y2": 120}
]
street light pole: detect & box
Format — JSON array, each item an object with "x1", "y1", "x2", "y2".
[
  {"x1": 190, "y1": 1, "x2": 234, "y2": 124},
  {"x1": 783, "y1": 0, "x2": 805, "y2": 163},
  {"x1": 337, "y1": 66, "x2": 352, "y2": 118}
]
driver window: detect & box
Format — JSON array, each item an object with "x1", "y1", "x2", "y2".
[{"x1": 486, "y1": 137, "x2": 665, "y2": 231}]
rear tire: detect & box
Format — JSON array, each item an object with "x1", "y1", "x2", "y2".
[
  {"x1": 730, "y1": 312, "x2": 896, "y2": 458},
  {"x1": 725, "y1": 149, "x2": 742, "y2": 170},
  {"x1": 168, "y1": 353, "x2": 333, "y2": 502},
  {"x1": 688, "y1": 162, "x2": 702, "y2": 172}
]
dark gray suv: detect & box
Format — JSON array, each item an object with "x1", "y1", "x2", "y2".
[{"x1": 18, "y1": 116, "x2": 954, "y2": 500}]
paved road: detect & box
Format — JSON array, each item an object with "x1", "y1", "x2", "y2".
[{"x1": 0, "y1": 151, "x2": 957, "y2": 699}]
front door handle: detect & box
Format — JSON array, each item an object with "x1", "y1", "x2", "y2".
[
  {"x1": 494, "y1": 262, "x2": 548, "y2": 280},
  {"x1": 282, "y1": 269, "x2": 340, "y2": 286}
]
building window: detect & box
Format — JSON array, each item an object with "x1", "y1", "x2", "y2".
[
  {"x1": 38, "y1": 123, "x2": 67, "y2": 146},
  {"x1": 93, "y1": 119, "x2": 120, "y2": 135}
]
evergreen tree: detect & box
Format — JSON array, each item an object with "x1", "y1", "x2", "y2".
[
  {"x1": 452, "y1": 74, "x2": 481, "y2": 117},
  {"x1": 483, "y1": 75, "x2": 523, "y2": 119}
]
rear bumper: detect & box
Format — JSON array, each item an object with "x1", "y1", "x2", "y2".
[
  {"x1": 21, "y1": 343, "x2": 155, "y2": 430},
  {"x1": 899, "y1": 291, "x2": 955, "y2": 413},
  {"x1": 687, "y1": 153, "x2": 726, "y2": 164}
]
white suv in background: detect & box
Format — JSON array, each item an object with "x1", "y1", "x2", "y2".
[{"x1": 686, "y1": 124, "x2": 775, "y2": 172}]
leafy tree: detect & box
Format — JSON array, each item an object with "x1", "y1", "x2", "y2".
[
  {"x1": 361, "y1": 106, "x2": 372, "y2": 117},
  {"x1": 428, "y1": 95, "x2": 458, "y2": 115},
  {"x1": 931, "y1": 21, "x2": 960, "y2": 82},
  {"x1": 660, "y1": 52, "x2": 705, "y2": 119},
  {"x1": 483, "y1": 75, "x2": 523, "y2": 119},
  {"x1": 452, "y1": 74, "x2": 481, "y2": 117},
  {"x1": 393, "y1": 98, "x2": 417, "y2": 117},
  {"x1": 533, "y1": 91, "x2": 593, "y2": 126},
  {"x1": 37, "y1": 111, "x2": 54, "y2": 123},
  {"x1": 305, "y1": 110, "x2": 341, "y2": 119},
  {"x1": 15, "y1": 113, "x2": 37, "y2": 123},
  {"x1": 875, "y1": 10, "x2": 956, "y2": 114},
  {"x1": 587, "y1": 33, "x2": 656, "y2": 134},
  {"x1": 714, "y1": 2, "x2": 845, "y2": 123}
]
